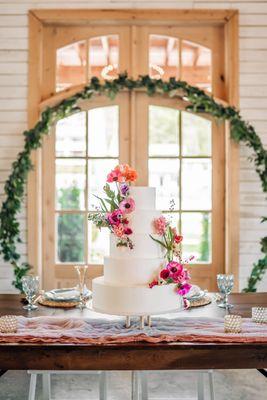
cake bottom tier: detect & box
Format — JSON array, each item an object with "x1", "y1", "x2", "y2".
[{"x1": 92, "y1": 276, "x2": 183, "y2": 316}]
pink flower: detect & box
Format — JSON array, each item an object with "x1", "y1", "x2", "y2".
[
  {"x1": 149, "y1": 279, "x2": 159, "y2": 289},
  {"x1": 113, "y1": 224, "x2": 125, "y2": 238},
  {"x1": 107, "y1": 209, "x2": 123, "y2": 226},
  {"x1": 177, "y1": 283, "x2": 192, "y2": 296},
  {"x1": 119, "y1": 197, "x2": 135, "y2": 214},
  {"x1": 153, "y1": 216, "x2": 167, "y2": 235},
  {"x1": 183, "y1": 298, "x2": 190, "y2": 309},
  {"x1": 174, "y1": 234, "x2": 183, "y2": 244},
  {"x1": 124, "y1": 227, "x2": 133, "y2": 235},
  {"x1": 107, "y1": 170, "x2": 124, "y2": 183},
  {"x1": 160, "y1": 268, "x2": 170, "y2": 280},
  {"x1": 166, "y1": 261, "x2": 183, "y2": 274}
]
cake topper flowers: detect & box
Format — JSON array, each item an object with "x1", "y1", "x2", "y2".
[{"x1": 88, "y1": 164, "x2": 138, "y2": 249}]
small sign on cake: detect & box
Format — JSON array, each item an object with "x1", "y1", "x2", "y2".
[{"x1": 89, "y1": 164, "x2": 193, "y2": 325}]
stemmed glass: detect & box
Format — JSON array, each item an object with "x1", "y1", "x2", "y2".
[
  {"x1": 22, "y1": 276, "x2": 39, "y2": 311},
  {"x1": 217, "y1": 274, "x2": 234, "y2": 309},
  {"x1": 74, "y1": 265, "x2": 88, "y2": 309}
]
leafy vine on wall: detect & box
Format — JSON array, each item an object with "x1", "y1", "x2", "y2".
[{"x1": 0, "y1": 74, "x2": 266, "y2": 292}]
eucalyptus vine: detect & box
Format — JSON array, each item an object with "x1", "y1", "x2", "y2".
[{"x1": 0, "y1": 74, "x2": 266, "y2": 292}]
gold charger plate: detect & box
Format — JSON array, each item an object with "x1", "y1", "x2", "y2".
[
  {"x1": 189, "y1": 294, "x2": 212, "y2": 308},
  {"x1": 38, "y1": 296, "x2": 78, "y2": 308}
]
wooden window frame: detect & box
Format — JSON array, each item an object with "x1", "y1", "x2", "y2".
[{"x1": 28, "y1": 9, "x2": 239, "y2": 290}]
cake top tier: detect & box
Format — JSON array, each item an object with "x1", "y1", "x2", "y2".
[{"x1": 130, "y1": 186, "x2": 155, "y2": 210}]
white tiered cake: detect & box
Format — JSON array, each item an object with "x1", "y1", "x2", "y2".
[{"x1": 92, "y1": 187, "x2": 183, "y2": 316}]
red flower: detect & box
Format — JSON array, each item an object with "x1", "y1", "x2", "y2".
[
  {"x1": 160, "y1": 269, "x2": 170, "y2": 280},
  {"x1": 124, "y1": 227, "x2": 133, "y2": 235},
  {"x1": 174, "y1": 234, "x2": 183, "y2": 244},
  {"x1": 149, "y1": 279, "x2": 159, "y2": 288}
]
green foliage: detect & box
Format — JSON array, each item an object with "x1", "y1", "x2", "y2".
[
  {"x1": 199, "y1": 213, "x2": 210, "y2": 262},
  {"x1": 0, "y1": 73, "x2": 266, "y2": 292},
  {"x1": 57, "y1": 186, "x2": 84, "y2": 263}
]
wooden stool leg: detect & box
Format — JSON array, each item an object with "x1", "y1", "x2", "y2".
[
  {"x1": 28, "y1": 373, "x2": 37, "y2": 400},
  {"x1": 99, "y1": 371, "x2": 107, "y2": 400},
  {"x1": 197, "y1": 373, "x2": 204, "y2": 400},
  {"x1": 140, "y1": 371, "x2": 148, "y2": 400},
  {"x1": 208, "y1": 370, "x2": 215, "y2": 400},
  {"x1": 131, "y1": 371, "x2": 139, "y2": 400},
  {"x1": 42, "y1": 372, "x2": 51, "y2": 400}
]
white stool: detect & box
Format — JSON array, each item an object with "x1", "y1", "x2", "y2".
[
  {"x1": 27, "y1": 370, "x2": 107, "y2": 400},
  {"x1": 132, "y1": 370, "x2": 215, "y2": 400}
]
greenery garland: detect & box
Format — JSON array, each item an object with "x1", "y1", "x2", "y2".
[{"x1": 0, "y1": 73, "x2": 266, "y2": 292}]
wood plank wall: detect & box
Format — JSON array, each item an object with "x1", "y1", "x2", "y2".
[{"x1": 0, "y1": 0, "x2": 266, "y2": 292}]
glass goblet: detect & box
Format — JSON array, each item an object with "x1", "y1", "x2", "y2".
[
  {"x1": 74, "y1": 265, "x2": 88, "y2": 309},
  {"x1": 22, "y1": 276, "x2": 39, "y2": 311},
  {"x1": 217, "y1": 274, "x2": 234, "y2": 309}
]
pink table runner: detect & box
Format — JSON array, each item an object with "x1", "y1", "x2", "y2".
[{"x1": 0, "y1": 316, "x2": 266, "y2": 344}]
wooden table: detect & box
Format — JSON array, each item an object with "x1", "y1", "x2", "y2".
[{"x1": 0, "y1": 293, "x2": 266, "y2": 371}]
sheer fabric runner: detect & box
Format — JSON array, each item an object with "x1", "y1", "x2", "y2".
[{"x1": 0, "y1": 316, "x2": 266, "y2": 344}]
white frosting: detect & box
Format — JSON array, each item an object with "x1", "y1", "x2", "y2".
[
  {"x1": 129, "y1": 187, "x2": 155, "y2": 210},
  {"x1": 127, "y1": 210, "x2": 161, "y2": 234},
  {"x1": 104, "y1": 256, "x2": 164, "y2": 285},
  {"x1": 110, "y1": 234, "x2": 164, "y2": 259},
  {"x1": 92, "y1": 276, "x2": 183, "y2": 316}
]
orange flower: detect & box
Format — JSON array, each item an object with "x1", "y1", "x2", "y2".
[
  {"x1": 125, "y1": 168, "x2": 138, "y2": 182},
  {"x1": 113, "y1": 224, "x2": 125, "y2": 238},
  {"x1": 113, "y1": 164, "x2": 138, "y2": 182}
]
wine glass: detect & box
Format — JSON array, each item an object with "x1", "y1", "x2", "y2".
[
  {"x1": 74, "y1": 265, "x2": 88, "y2": 309},
  {"x1": 217, "y1": 274, "x2": 234, "y2": 309},
  {"x1": 22, "y1": 276, "x2": 39, "y2": 311}
]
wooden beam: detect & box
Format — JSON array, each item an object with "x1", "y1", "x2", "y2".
[
  {"x1": 31, "y1": 9, "x2": 236, "y2": 26},
  {"x1": 27, "y1": 12, "x2": 43, "y2": 281},
  {"x1": 224, "y1": 11, "x2": 240, "y2": 290}
]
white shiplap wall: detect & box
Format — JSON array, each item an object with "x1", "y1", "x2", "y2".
[{"x1": 0, "y1": 0, "x2": 266, "y2": 293}]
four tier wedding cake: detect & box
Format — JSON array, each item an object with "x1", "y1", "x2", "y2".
[
  {"x1": 93, "y1": 186, "x2": 183, "y2": 316},
  {"x1": 91, "y1": 165, "x2": 186, "y2": 317}
]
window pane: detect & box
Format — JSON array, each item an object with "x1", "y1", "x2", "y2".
[
  {"x1": 149, "y1": 158, "x2": 180, "y2": 210},
  {"x1": 56, "y1": 112, "x2": 86, "y2": 157},
  {"x1": 89, "y1": 35, "x2": 119, "y2": 80},
  {"x1": 57, "y1": 213, "x2": 85, "y2": 263},
  {"x1": 88, "y1": 221, "x2": 109, "y2": 264},
  {"x1": 56, "y1": 41, "x2": 86, "y2": 92},
  {"x1": 164, "y1": 212, "x2": 180, "y2": 230},
  {"x1": 182, "y1": 159, "x2": 211, "y2": 211},
  {"x1": 149, "y1": 106, "x2": 179, "y2": 157},
  {"x1": 181, "y1": 40, "x2": 211, "y2": 91},
  {"x1": 88, "y1": 106, "x2": 119, "y2": 157},
  {"x1": 149, "y1": 35, "x2": 179, "y2": 80},
  {"x1": 56, "y1": 159, "x2": 86, "y2": 210},
  {"x1": 182, "y1": 212, "x2": 211, "y2": 263},
  {"x1": 182, "y1": 112, "x2": 211, "y2": 156},
  {"x1": 88, "y1": 158, "x2": 119, "y2": 210}
]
